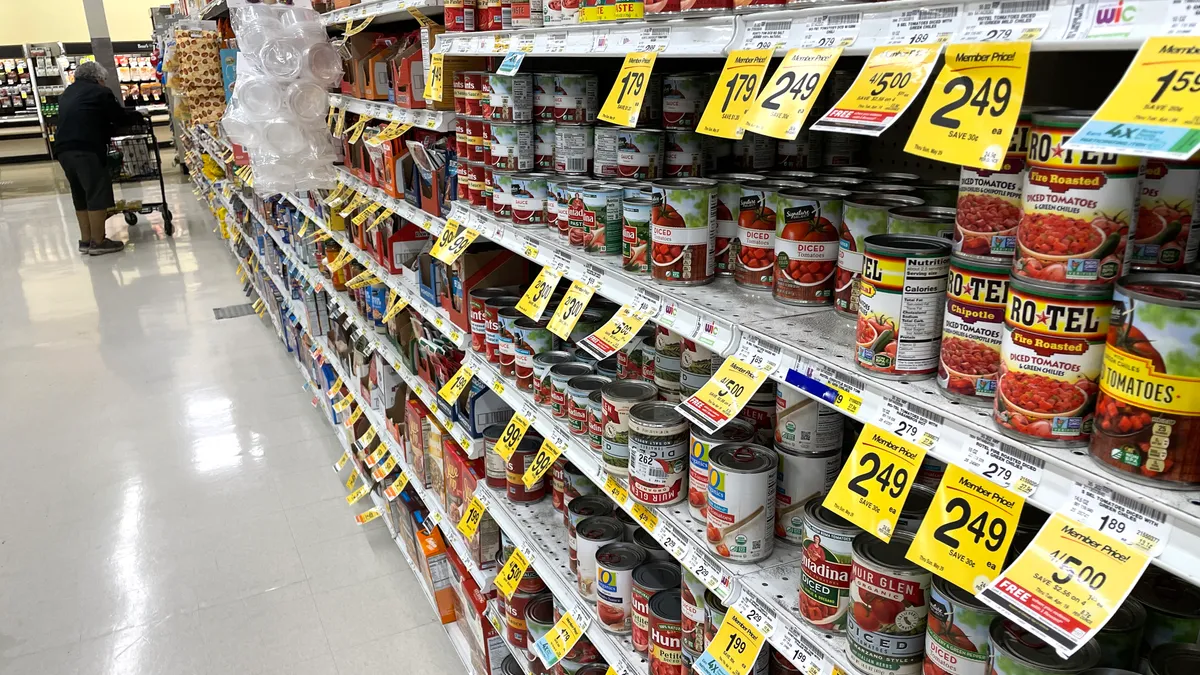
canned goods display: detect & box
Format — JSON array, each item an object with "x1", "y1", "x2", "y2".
[
  {"x1": 713, "y1": 173, "x2": 762, "y2": 276},
  {"x1": 567, "y1": 184, "x2": 622, "y2": 253},
  {"x1": 799, "y1": 496, "x2": 858, "y2": 632},
  {"x1": 617, "y1": 128, "x2": 665, "y2": 180},
  {"x1": 577, "y1": 515, "x2": 623, "y2": 601},
  {"x1": 836, "y1": 194, "x2": 924, "y2": 317},
  {"x1": 923, "y1": 577, "x2": 997, "y2": 675},
  {"x1": 633, "y1": 562, "x2": 681, "y2": 653},
  {"x1": 651, "y1": 178, "x2": 718, "y2": 286},
  {"x1": 1131, "y1": 160, "x2": 1200, "y2": 270},
  {"x1": 556, "y1": 125, "x2": 595, "y2": 175},
  {"x1": 507, "y1": 436, "x2": 548, "y2": 502},
  {"x1": 485, "y1": 295, "x2": 521, "y2": 364},
  {"x1": 623, "y1": 196, "x2": 657, "y2": 275},
  {"x1": 988, "y1": 620, "x2": 1100, "y2": 675},
  {"x1": 627, "y1": 402, "x2": 690, "y2": 506},
  {"x1": 569, "y1": 495, "x2": 614, "y2": 573},
  {"x1": 774, "y1": 444, "x2": 840, "y2": 543},
  {"x1": 596, "y1": 542, "x2": 647, "y2": 634},
  {"x1": 1090, "y1": 275, "x2": 1200, "y2": 486},
  {"x1": 650, "y1": 589, "x2": 683, "y2": 675},
  {"x1": 533, "y1": 350, "x2": 574, "y2": 406},
  {"x1": 665, "y1": 130, "x2": 704, "y2": 178},
  {"x1": 706, "y1": 443, "x2": 777, "y2": 563},
  {"x1": 662, "y1": 74, "x2": 710, "y2": 131},
  {"x1": 775, "y1": 384, "x2": 843, "y2": 453},
  {"x1": 1015, "y1": 111, "x2": 1141, "y2": 285},
  {"x1": 1132, "y1": 567, "x2": 1200, "y2": 652},
  {"x1": 856, "y1": 234, "x2": 952, "y2": 380},
  {"x1": 774, "y1": 188, "x2": 848, "y2": 305},
  {"x1": 525, "y1": 593, "x2": 555, "y2": 655},
  {"x1": 552, "y1": 362, "x2": 596, "y2": 419},
  {"x1": 997, "y1": 277, "x2": 1112, "y2": 446},
  {"x1": 569, "y1": 374, "x2": 612, "y2": 436},
  {"x1": 938, "y1": 254, "x2": 1010, "y2": 405},
  {"x1": 688, "y1": 419, "x2": 755, "y2": 521},
  {"x1": 846, "y1": 532, "x2": 930, "y2": 675},
  {"x1": 554, "y1": 74, "x2": 600, "y2": 125},
  {"x1": 887, "y1": 206, "x2": 956, "y2": 239},
  {"x1": 486, "y1": 73, "x2": 534, "y2": 122},
  {"x1": 602, "y1": 380, "x2": 659, "y2": 475}
]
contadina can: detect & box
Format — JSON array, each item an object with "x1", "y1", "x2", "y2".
[
  {"x1": 511, "y1": 172, "x2": 550, "y2": 228},
  {"x1": 618, "y1": 128, "x2": 665, "y2": 180},
  {"x1": 633, "y1": 562, "x2": 682, "y2": 653},
  {"x1": 775, "y1": 443, "x2": 840, "y2": 544},
  {"x1": 650, "y1": 589, "x2": 683, "y2": 675},
  {"x1": 847, "y1": 532, "x2": 931, "y2": 675},
  {"x1": 774, "y1": 187, "x2": 850, "y2": 306},
  {"x1": 662, "y1": 74, "x2": 710, "y2": 131},
  {"x1": 938, "y1": 253, "x2": 1010, "y2": 405},
  {"x1": 713, "y1": 173, "x2": 763, "y2": 276},
  {"x1": 855, "y1": 234, "x2": 952, "y2": 381},
  {"x1": 688, "y1": 419, "x2": 756, "y2": 520},
  {"x1": 577, "y1": 515, "x2": 624, "y2": 601},
  {"x1": 996, "y1": 277, "x2": 1112, "y2": 446},
  {"x1": 624, "y1": 195, "x2": 658, "y2": 275},
  {"x1": 596, "y1": 542, "x2": 647, "y2": 634},
  {"x1": 1131, "y1": 159, "x2": 1200, "y2": 271},
  {"x1": 552, "y1": 362, "x2": 596, "y2": 419},
  {"x1": 554, "y1": 74, "x2": 600, "y2": 125},
  {"x1": 628, "y1": 401, "x2": 690, "y2": 506},
  {"x1": 534, "y1": 350, "x2": 574, "y2": 406},
  {"x1": 1016, "y1": 111, "x2": 1142, "y2": 286},
  {"x1": 706, "y1": 443, "x2": 777, "y2": 563},
  {"x1": 568, "y1": 183, "x2": 623, "y2": 254},
  {"x1": 651, "y1": 177, "x2": 718, "y2": 286},
  {"x1": 602, "y1": 380, "x2": 659, "y2": 476},
  {"x1": 836, "y1": 194, "x2": 924, "y2": 318},
  {"x1": 620, "y1": 326, "x2": 656, "y2": 380},
  {"x1": 988, "y1": 620, "x2": 1100, "y2": 675},
  {"x1": 799, "y1": 496, "x2": 858, "y2": 633},
  {"x1": 775, "y1": 383, "x2": 844, "y2": 454},
  {"x1": 588, "y1": 389, "x2": 605, "y2": 453},
  {"x1": 924, "y1": 576, "x2": 997, "y2": 675}
]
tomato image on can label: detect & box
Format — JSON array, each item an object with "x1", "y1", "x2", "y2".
[
  {"x1": 938, "y1": 254, "x2": 1010, "y2": 405},
  {"x1": 1130, "y1": 159, "x2": 1200, "y2": 271}
]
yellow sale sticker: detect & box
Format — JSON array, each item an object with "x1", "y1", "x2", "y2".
[
  {"x1": 522, "y1": 438, "x2": 564, "y2": 489},
  {"x1": 355, "y1": 507, "x2": 382, "y2": 525},
  {"x1": 439, "y1": 362, "x2": 475, "y2": 403},
  {"x1": 693, "y1": 607, "x2": 767, "y2": 675},
  {"x1": 457, "y1": 495, "x2": 488, "y2": 538},
  {"x1": 546, "y1": 280, "x2": 596, "y2": 340},
  {"x1": 516, "y1": 266, "x2": 563, "y2": 321},
  {"x1": 811, "y1": 44, "x2": 943, "y2": 137},
  {"x1": 823, "y1": 424, "x2": 927, "y2": 542},
  {"x1": 431, "y1": 223, "x2": 480, "y2": 265},
  {"x1": 677, "y1": 356, "x2": 772, "y2": 434},
  {"x1": 425, "y1": 53, "x2": 444, "y2": 101},
  {"x1": 494, "y1": 547, "x2": 532, "y2": 599},
  {"x1": 534, "y1": 612, "x2": 586, "y2": 666},
  {"x1": 334, "y1": 451, "x2": 350, "y2": 472},
  {"x1": 604, "y1": 476, "x2": 629, "y2": 505},
  {"x1": 743, "y1": 47, "x2": 843, "y2": 140},
  {"x1": 372, "y1": 456, "x2": 397, "y2": 481},
  {"x1": 578, "y1": 303, "x2": 653, "y2": 359},
  {"x1": 346, "y1": 484, "x2": 371, "y2": 505},
  {"x1": 697, "y1": 50, "x2": 774, "y2": 140},
  {"x1": 492, "y1": 414, "x2": 531, "y2": 462},
  {"x1": 631, "y1": 504, "x2": 658, "y2": 532},
  {"x1": 382, "y1": 293, "x2": 410, "y2": 323},
  {"x1": 598, "y1": 52, "x2": 658, "y2": 127},
  {"x1": 384, "y1": 472, "x2": 409, "y2": 500},
  {"x1": 345, "y1": 470, "x2": 359, "y2": 491}
]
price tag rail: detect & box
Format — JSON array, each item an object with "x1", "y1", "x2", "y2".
[
  {"x1": 328, "y1": 93, "x2": 456, "y2": 133},
  {"x1": 320, "y1": 0, "x2": 445, "y2": 25},
  {"x1": 430, "y1": 16, "x2": 736, "y2": 57}
]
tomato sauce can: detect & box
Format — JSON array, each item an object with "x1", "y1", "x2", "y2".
[
  {"x1": 712, "y1": 173, "x2": 762, "y2": 276},
  {"x1": 774, "y1": 187, "x2": 850, "y2": 305},
  {"x1": 706, "y1": 443, "x2": 777, "y2": 563},
  {"x1": 799, "y1": 496, "x2": 858, "y2": 633},
  {"x1": 650, "y1": 589, "x2": 683, "y2": 675},
  {"x1": 836, "y1": 194, "x2": 925, "y2": 317},
  {"x1": 775, "y1": 383, "x2": 844, "y2": 454},
  {"x1": 577, "y1": 515, "x2": 624, "y2": 601},
  {"x1": 775, "y1": 444, "x2": 840, "y2": 544},
  {"x1": 465, "y1": 160, "x2": 487, "y2": 207},
  {"x1": 554, "y1": 74, "x2": 600, "y2": 125},
  {"x1": 509, "y1": 171, "x2": 548, "y2": 228},
  {"x1": 595, "y1": 126, "x2": 620, "y2": 178},
  {"x1": 688, "y1": 419, "x2": 755, "y2": 521},
  {"x1": 1090, "y1": 274, "x2": 1200, "y2": 487},
  {"x1": 602, "y1": 380, "x2": 660, "y2": 476},
  {"x1": 938, "y1": 254, "x2": 1010, "y2": 405},
  {"x1": 988, "y1": 620, "x2": 1100, "y2": 675},
  {"x1": 485, "y1": 73, "x2": 534, "y2": 123},
  {"x1": 1130, "y1": 159, "x2": 1200, "y2": 271},
  {"x1": 847, "y1": 532, "x2": 930, "y2": 675},
  {"x1": 567, "y1": 184, "x2": 622, "y2": 253},
  {"x1": 996, "y1": 276, "x2": 1112, "y2": 447},
  {"x1": 623, "y1": 196, "x2": 658, "y2": 275},
  {"x1": 507, "y1": 437, "x2": 548, "y2": 503},
  {"x1": 856, "y1": 233, "x2": 952, "y2": 381},
  {"x1": 664, "y1": 130, "x2": 704, "y2": 178},
  {"x1": 628, "y1": 401, "x2": 690, "y2": 506},
  {"x1": 620, "y1": 327, "x2": 657, "y2": 380},
  {"x1": 924, "y1": 577, "x2": 998, "y2": 675},
  {"x1": 568, "y1": 495, "x2": 613, "y2": 573},
  {"x1": 662, "y1": 74, "x2": 709, "y2": 131},
  {"x1": 633, "y1": 562, "x2": 682, "y2": 653},
  {"x1": 463, "y1": 115, "x2": 487, "y2": 161},
  {"x1": 596, "y1": 543, "x2": 647, "y2": 634},
  {"x1": 515, "y1": 317, "x2": 555, "y2": 389},
  {"x1": 490, "y1": 122, "x2": 534, "y2": 172},
  {"x1": 1016, "y1": 111, "x2": 1142, "y2": 286},
  {"x1": 532, "y1": 74, "x2": 556, "y2": 120},
  {"x1": 650, "y1": 177, "x2": 718, "y2": 286},
  {"x1": 954, "y1": 113, "x2": 1035, "y2": 259},
  {"x1": 507, "y1": 589, "x2": 547, "y2": 648},
  {"x1": 569, "y1": 375, "x2": 611, "y2": 437},
  {"x1": 556, "y1": 125, "x2": 595, "y2": 175},
  {"x1": 618, "y1": 128, "x2": 666, "y2": 180},
  {"x1": 484, "y1": 295, "x2": 520, "y2": 364},
  {"x1": 461, "y1": 73, "x2": 485, "y2": 117},
  {"x1": 679, "y1": 337, "x2": 713, "y2": 399},
  {"x1": 490, "y1": 170, "x2": 512, "y2": 220}
]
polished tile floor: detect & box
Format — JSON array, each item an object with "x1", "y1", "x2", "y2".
[{"x1": 0, "y1": 154, "x2": 458, "y2": 674}]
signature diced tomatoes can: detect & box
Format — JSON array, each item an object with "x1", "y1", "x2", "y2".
[
  {"x1": 799, "y1": 495, "x2": 858, "y2": 633},
  {"x1": 734, "y1": 179, "x2": 806, "y2": 291},
  {"x1": 938, "y1": 253, "x2": 1010, "y2": 406},
  {"x1": 847, "y1": 532, "x2": 930, "y2": 675},
  {"x1": 712, "y1": 173, "x2": 761, "y2": 277},
  {"x1": 1130, "y1": 159, "x2": 1200, "y2": 271},
  {"x1": 774, "y1": 187, "x2": 850, "y2": 306},
  {"x1": 650, "y1": 177, "x2": 718, "y2": 286},
  {"x1": 706, "y1": 442, "x2": 777, "y2": 563}
]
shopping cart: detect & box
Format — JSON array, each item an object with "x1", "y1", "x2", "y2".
[{"x1": 108, "y1": 110, "x2": 174, "y2": 236}]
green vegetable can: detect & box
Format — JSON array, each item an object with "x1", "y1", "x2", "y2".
[
  {"x1": 988, "y1": 619, "x2": 1100, "y2": 675},
  {"x1": 835, "y1": 194, "x2": 923, "y2": 318}
]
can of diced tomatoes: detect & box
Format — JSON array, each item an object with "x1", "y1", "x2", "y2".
[
  {"x1": 953, "y1": 110, "x2": 1040, "y2": 259},
  {"x1": 712, "y1": 173, "x2": 761, "y2": 276},
  {"x1": 938, "y1": 253, "x2": 1010, "y2": 406},
  {"x1": 733, "y1": 179, "x2": 805, "y2": 291},
  {"x1": 633, "y1": 562, "x2": 681, "y2": 653},
  {"x1": 596, "y1": 543, "x2": 647, "y2": 634},
  {"x1": 706, "y1": 442, "x2": 777, "y2": 563},
  {"x1": 650, "y1": 177, "x2": 718, "y2": 286},
  {"x1": 924, "y1": 576, "x2": 998, "y2": 675},
  {"x1": 650, "y1": 589, "x2": 683, "y2": 675},
  {"x1": 856, "y1": 233, "x2": 952, "y2": 381},
  {"x1": 996, "y1": 276, "x2": 1112, "y2": 447},
  {"x1": 799, "y1": 495, "x2": 858, "y2": 633},
  {"x1": 628, "y1": 401, "x2": 690, "y2": 506},
  {"x1": 1016, "y1": 110, "x2": 1142, "y2": 286},
  {"x1": 847, "y1": 532, "x2": 931, "y2": 675},
  {"x1": 1130, "y1": 159, "x2": 1200, "y2": 271},
  {"x1": 774, "y1": 187, "x2": 850, "y2": 306},
  {"x1": 836, "y1": 194, "x2": 924, "y2": 318}
]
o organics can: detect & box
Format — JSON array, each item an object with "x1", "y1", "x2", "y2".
[
  {"x1": 485, "y1": 295, "x2": 520, "y2": 364},
  {"x1": 497, "y1": 306, "x2": 524, "y2": 377},
  {"x1": 679, "y1": 337, "x2": 713, "y2": 399},
  {"x1": 485, "y1": 73, "x2": 534, "y2": 122},
  {"x1": 577, "y1": 515, "x2": 624, "y2": 601},
  {"x1": 989, "y1": 620, "x2": 1100, "y2": 675},
  {"x1": 567, "y1": 184, "x2": 623, "y2": 253},
  {"x1": 554, "y1": 74, "x2": 600, "y2": 124},
  {"x1": 1132, "y1": 567, "x2": 1200, "y2": 653},
  {"x1": 1016, "y1": 111, "x2": 1141, "y2": 285},
  {"x1": 623, "y1": 196, "x2": 658, "y2": 275},
  {"x1": 651, "y1": 177, "x2": 718, "y2": 286},
  {"x1": 662, "y1": 74, "x2": 710, "y2": 131},
  {"x1": 552, "y1": 362, "x2": 595, "y2": 419},
  {"x1": 665, "y1": 130, "x2": 704, "y2": 178},
  {"x1": 602, "y1": 380, "x2": 660, "y2": 476},
  {"x1": 888, "y1": 206, "x2": 956, "y2": 239},
  {"x1": 595, "y1": 125, "x2": 620, "y2": 178},
  {"x1": 924, "y1": 577, "x2": 997, "y2": 675},
  {"x1": 799, "y1": 496, "x2": 858, "y2": 632},
  {"x1": 997, "y1": 277, "x2": 1112, "y2": 446},
  {"x1": 836, "y1": 194, "x2": 925, "y2": 317},
  {"x1": 774, "y1": 444, "x2": 840, "y2": 544},
  {"x1": 847, "y1": 532, "x2": 930, "y2": 675},
  {"x1": 688, "y1": 419, "x2": 755, "y2": 520},
  {"x1": 534, "y1": 350, "x2": 574, "y2": 406},
  {"x1": 706, "y1": 443, "x2": 777, "y2": 563},
  {"x1": 1131, "y1": 159, "x2": 1200, "y2": 271},
  {"x1": 470, "y1": 287, "x2": 513, "y2": 353},
  {"x1": 650, "y1": 589, "x2": 683, "y2": 675},
  {"x1": 775, "y1": 383, "x2": 844, "y2": 454},
  {"x1": 556, "y1": 125, "x2": 595, "y2": 175},
  {"x1": 856, "y1": 234, "x2": 952, "y2": 380},
  {"x1": 774, "y1": 187, "x2": 849, "y2": 305},
  {"x1": 618, "y1": 128, "x2": 665, "y2": 180},
  {"x1": 938, "y1": 254, "x2": 1009, "y2": 405},
  {"x1": 507, "y1": 435, "x2": 548, "y2": 503},
  {"x1": 534, "y1": 123, "x2": 555, "y2": 170},
  {"x1": 490, "y1": 122, "x2": 534, "y2": 171},
  {"x1": 712, "y1": 173, "x2": 762, "y2": 276},
  {"x1": 628, "y1": 401, "x2": 690, "y2": 506},
  {"x1": 511, "y1": 171, "x2": 550, "y2": 228},
  {"x1": 569, "y1": 495, "x2": 614, "y2": 573},
  {"x1": 491, "y1": 170, "x2": 514, "y2": 220},
  {"x1": 596, "y1": 543, "x2": 647, "y2": 634},
  {"x1": 1091, "y1": 274, "x2": 1200, "y2": 486},
  {"x1": 633, "y1": 562, "x2": 682, "y2": 653},
  {"x1": 569, "y1": 375, "x2": 612, "y2": 437},
  {"x1": 514, "y1": 317, "x2": 555, "y2": 389}
]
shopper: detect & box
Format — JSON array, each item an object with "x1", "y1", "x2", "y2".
[{"x1": 55, "y1": 61, "x2": 142, "y2": 256}]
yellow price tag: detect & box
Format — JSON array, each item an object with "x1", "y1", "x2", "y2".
[
  {"x1": 333, "y1": 395, "x2": 354, "y2": 413},
  {"x1": 905, "y1": 42, "x2": 1030, "y2": 170},
  {"x1": 326, "y1": 105, "x2": 337, "y2": 130},
  {"x1": 439, "y1": 362, "x2": 476, "y2": 403},
  {"x1": 631, "y1": 504, "x2": 658, "y2": 532},
  {"x1": 516, "y1": 266, "x2": 563, "y2": 321},
  {"x1": 456, "y1": 495, "x2": 488, "y2": 538},
  {"x1": 368, "y1": 443, "x2": 388, "y2": 467},
  {"x1": 407, "y1": 6, "x2": 439, "y2": 25},
  {"x1": 346, "y1": 118, "x2": 369, "y2": 144},
  {"x1": 578, "y1": 303, "x2": 654, "y2": 358},
  {"x1": 324, "y1": 184, "x2": 347, "y2": 206},
  {"x1": 368, "y1": 208, "x2": 394, "y2": 231},
  {"x1": 492, "y1": 413, "x2": 531, "y2": 462},
  {"x1": 546, "y1": 280, "x2": 596, "y2": 341},
  {"x1": 429, "y1": 218, "x2": 461, "y2": 260},
  {"x1": 358, "y1": 425, "x2": 379, "y2": 450},
  {"x1": 604, "y1": 476, "x2": 629, "y2": 504},
  {"x1": 328, "y1": 376, "x2": 344, "y2": 395},
  {"x1": 696, "y1": 50, "x2": 774, "y2": 140},
  {"x1": 743, "y1": 47, "x2": 843, "y2": 140},
  {"x1": 598, "y1": 52, "x2": 658, "y2": 127},
  {"x1": 343, "y1": 15, "x2": 374, "y2": 37},
  {"x1": 382, "y1": 293, "x2": 410, "y2": 323},
  {"x1": 355, "y1": 506, "x2": 383, "y2": 524},
  {"x1": 352, "y1": 202, "x2": 382, "y2": 226},
  {"x1": 522, "y1": 438, "x2": 563, "y2": 489},
  {"x1": 345, "y1": 406, "x2": 364, "y2": 426},
  {"x1": 431, "y1": 221, "x2": 481, "y2": 264},
  {"x1": 425, "y1": 53, "x2": 444, "y2": 101},
  {"x1": 830, "y1": 385, "x2": 863, "y2": 416},
  {"x1": 372, "y1": 455, "x2": 397, "y2": 481},
  {"x1": 339, "y1": 193, "x2": 366, "y2": 218},
  {"x1": 678, "y1": 356, "x2": 772, "y2": 431},
  {"x1": 384, "y1": 472, "x2": 410, "y2": 500},
  {"x1": 365, "y1": 121, "x2": 400, "y2": 147},
  {"x1": 333, "y1": 107, "x2": 348, "y2": 137},
  {"x1": 697, "y1": 607, "x2": 767, "y2": 675},
  {"x1": 812, "y1": 44, "x2": 944, "y2": 136},
  {"x1": 297, "y1": 219, "x2": 309, "y2": 238},
  {"x1": 345, "y1": 470, "x2": 359, "y2": 491},
  {"x1": 346, "y1": 483, "x2": 371, "y2": 505},
  {"x1": 536, "y1": 612, "x2": 585, "y2": 666},
  {"x1": 823, "y1": 424, "x2": 927, "y2": 542},
  {"x1": 907, "y1": 465, "x2": 1024, "y2": 594},
  {"x1": 334, "y1": 451, "x2": 349, "y2": 472},
  {"x1": 494, "y1": 547, "x2": 532, "y2": 599}
]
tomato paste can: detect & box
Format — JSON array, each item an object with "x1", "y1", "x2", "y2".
[
  {"x1": 515, "y1": 317, "x2": 555, "y2": 389},
  {"x1": 1090, "y1": 274, "x2": 1200, "y2": 486},
  {"x1": 617, "y1": 128, "x2": 665, "y2": 180},
  {"x1": 732, "y1": 132, "x2": 777, "y2": 170},
  {"x1": 847, "y1": 532, "x2": 930, "y2": 675},
  {"x1": 650, "y1": 177, "x2": 718, "y2": 286},
  {"x1": 737, "y1": 383, "x2": 778, "y2": 447},
  {"x1": 775, "y1": 444, "x2": 840, "y2": 544},
  {"x1": 775, "y1": 382, "x2": 844, "y2": 453},
  {"x1": 679, "y1": 338, "x2": 713, "y2": 399},
  {"x1": 623, "y1": 195, "x2": 658, "y2": 275},
  {"x1": 484, "y1": 423, "x2": 509, "y2": 489},
  {"x1": 577, "y1": 515, "x2": 624, "y2": 601},
  {"x1": 988, "y1": 620, "x2": 1100, "y2": 675},
  {"x1": 511, "y1": 171, "x2": 549, "y2": 228},
  {"x1": 567, "y1": 184, "x2": 622, "y2": 254},
  {"x1": 836, "y1": 194, "x2": 925, "y2": 317},
  {"x1": 650, "y1": 589, "x2": 683, "y2": 675},
  {"x1": 620, "y1": 326, "x2": 657, "y2": 380},
  {"x1": 734, "y1": 180, "x2": 800, "y2": 291},
  {"x1": 507, "y1": 436, "x2": 548, "y2": 503},
  {"x1": 646, "y1": 0, "x2": 680, "y2": 14},
  {"x1": 602, "y1": 380, "x2": 659, "y2": 476},
  {"x1": 569, "y1": 375, "x2": 612, "y2": 437},
  {"x1": 507, "y1": 589, "x2": 546, "y2": 648},
  {"x1": 551, "y1": 362, "x2": 595, "y2": 419},
  {"x1": 1132, "y1": 567, "x2": 1200, "y2": 652},
  {"x1": 1094, "y1": 597, "x2": 1145, "y2": 671},
  {"x1": 511, "y1": 0, "x2": 543, "y2": 26},
  {"x1": 490, "y1": 122, "x2": 534, "y2": 172},
  {"x1": 596, "y1": 543, "x2": 647, "y2": 634},
  {"x1": 706, "y1": 442, "x2": 776, "y2": 563},
  {"x1": 712, "y1": 173, "x2": 762, "y2": 276},
  {"x1": 555, "y1": 125, "x2": 595, "y2": 175},
  {"x1": 856, "y1": 233, "x2": 952, "y2": 380},
  {"x1": 470, "y1": 288, "x2": 513, "y2": 353},
  {"x1": 484, "y1": 295, "x2": 520, "y2": 364},
  {"x1": 485, "y1": 73, "x2": 534, "y2": 123},
  {"x1": 997, "y1": 276, "x2": 1112, "y2": 446},
  {"x1": 938, "y1": 254, "x2": 1010, "y2": 405},
  {"x1": 461, "y1": 72, "x2": 485, "y2": 117},
  {"x1": 533, "y1": 351, "x2": 574, "y2": 407},
  {"x1": 1017, "y1": 111, "x2": 1142, "y2": 286},
  {"x1": 628, "y1": 402, "x2": 689, "y2": 506},
  {"x1": 497, "y1": 306, "x2": 524, "y2": 377},
  {"x1": 554, "y1": 74, "x2": 600, "y2": 125},
  {"x1": 799, "y1": 496, "x2": 858, "y2": 633},
  {"x1": 662, "y1": 74, "x2": 709, "y2": 131},
  {"x1": 924, "y1": 576, "x2": 998, "y2": 675},
  {"x1": 687, "y1": 419, "x2": 755, "y2": 521},
  {"x1": 778, "y1": 132, "x2": 822, "y2": 169},
  {"x1": 568, "y1": 495, "x2": 614, "y2": 573},
  {"x1": 773, "y1": 187, "x2": 849, "y2": 305},
  {"x1": 633, "y1": 562, "x2": 681, "y2": 653},
  {"x1": 1130, "y1": 159, "x2": 1200, "y2": 271},
  {"x1": 664, "y1": 130, "x2": 704, "y2": 178},
  {"x1": 526, "y1": 594, "x2": 556, "y2": 656}
]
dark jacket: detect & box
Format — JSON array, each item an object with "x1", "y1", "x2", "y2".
[{"x1": 54, "y1": 79, "x2": 141, "y2": 156}]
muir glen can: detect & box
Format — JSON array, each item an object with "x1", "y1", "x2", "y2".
[
  {"x1": 633, "y1": 562, "x2": 682, "y2": 653},
  {"x1": 923, "y1": 577, "x2": 997, "y2": 675},
  {"x1": 706, "y1": 443, "x2": 777, "y2": 563},
  {"x1": 651, "y1": 177, "x2": 718, "y2": 286},
  {"x1": 713, "y1": 173, "x2": 761, "y2": 276},
  {"x1": 688, "y1": 418, "x2": 755, "y2": 520},
  {"x1": 847, "y1": 532, "x2": 931, "y2": 675},
  {"x1": 799, "y1": 496, "x2": 858, "y2": 633},
  {"x1": 774, "y1": 188, "x2": 849, "y2": 306},
  {"x1": 628, "y1": 402, "x2": 690, "y2": 506}
]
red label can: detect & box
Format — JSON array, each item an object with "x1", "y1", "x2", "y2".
[{"x1": 650, "y1": 589, "x2": 683, "y2": 675}]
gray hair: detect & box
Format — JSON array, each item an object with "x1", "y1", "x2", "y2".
[{"x1": 74, "y1": 61, "x2": 107, "y2": 83}]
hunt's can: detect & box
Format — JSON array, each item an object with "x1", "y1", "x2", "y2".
[
  {"x1": 618, "y1": 128, "x2": 665, "y2": 180},
  {"x1": 923, "y1": 576, "x2": 997, "y2": 675},
  {"x1": 688, "y1": 418, "x2": 755, "y2": 521},
  {"x1": 534, "y1": 350, "x2": 574, "y2": 406},
  {"x1": 775, "y1": 383, "x2": 844, "y2": 453},
  {"x1": 490, "y1": 122, "x2": 534, "y2": 171},
  {"x1": 706, "y1": 443, "x2": 777, "y2": 563},
  {"x1": 507, "y1": 589, "x2": 547, "y2": 648},
  {"x1": 623, "y1": 196, "x2": 658, "y2": 275},
  {"x1": 856, "y1": 233, "x2": 952, "y2": 380},
  {"x1": 460, "y1": 73, "x2": 485, "y2": 117},
  {"x1": 1130, "y1": 160, "x2": 1200, "y2": 270},
  {"x1": 568, "y1": 184, "x2": 623, "y2": 254},
  {"x1": 775, "y1": 444, "x2": 840, "y2": 544},
  {"x1": 465, "y1": 160, "x2": 487, "y2": 207},
  {"x1": 650, "y1": 589, "x2": 683, "y2": 675},
  {"x1": 628, "y1": 402, "x2": 690, "y2": 506},
  {"x1": 595, "y1": 125, "x2": 620, "y2": 178},
  {"x1": 712, "y1": 173, "x2": 762, "y2": 276},
  {"x1": 847, "y1": 532, "x2": 930, "y2": 675},
  {"x1": 665, "y1": 130, "x2": 704, "y2": 178},
  {"x1": 799, "y1": 496, "x2": 858, "y2": 632},
  {"x1": 578, "y1": 516, "x2": 624, "y2": 601},
  {"x1": 997, "y1": 277, "x2": 1112, "y2": 446},
  {"x1": 679, "y1": 337, "x2": 713, "y2": 399},
  {"x1": 554, "y1": 74, "x2": 600, "y2": 125},
  {"x1": 651, "y1": 177, "x2": 718, "y2": 286},
  {"x1": 938, "y1": 253, "x2": 1009, "y2": 405},
  {"x1": 568, "y1": 495, "x2": 614, "y2": 573},
  {"x1": 556, "y1": 124, "x2": 595, "y2": 174},
  {"x1": 485, "y1": 73, "x2": 534, "y2": 122},
  {"x1": 633, "y1": 562, "x2": 682, "y2": 653},
  {"x1": 662, "y1": 74, "x2": 710, "y2": 131},
  {"x1": 552, "y1": 362, "x2": 595, "y2": 419},
  {"x1": 602, "y1": 380, "x2": 659, "y2": 476},
  {"x1": 774, "y1": 187, "x2": 849, "y2": 305},
  {"x1": 596, "y1": 543, "x2": 647, "y2": 634},
  {"x1": 988, "y1": 620, "x2": 1100, "y2": 675},
  {"x1": 470, "y1": 288, "x2": 514, "y2": 353},
  {"x1": 836, "y1": 194, "x2": 924, "y2": 317},
  {"x1": 484, "y1": 295, "x2": 520, "y2": 364},
  {"x1": 569, "y1": 374, "x2": 612, "y2": 436},
  {"x1": 511, "y1": 171, "x2": 550, "y2": 228}
]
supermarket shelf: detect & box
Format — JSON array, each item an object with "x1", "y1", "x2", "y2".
[
  {"x1": 329, "y1": 94, "x2": 456, "y2": 133},
  {"x1": 322, "y1": 0, "x2": 446, "y2": 26},
  {"x1": 431, "y1": 18, "x2": 731, "y2": 57}
]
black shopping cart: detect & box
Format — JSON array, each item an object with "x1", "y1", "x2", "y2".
[{"x1": 108, "y1": 111, "x2": 174, "y2": 236}]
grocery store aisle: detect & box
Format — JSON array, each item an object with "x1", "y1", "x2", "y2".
[{"x1": 0, "y1": 164, "x2": 458, "y2": 674}]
